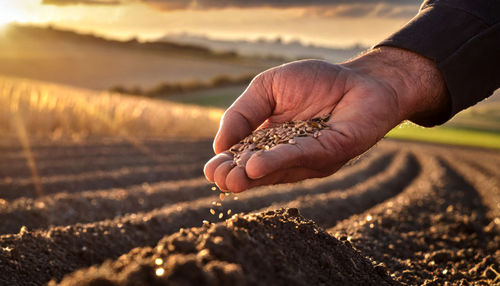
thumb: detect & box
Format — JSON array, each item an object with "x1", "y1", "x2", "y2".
[{"x1": 213, "y1": 73, "x2": 275, "y2": 154}]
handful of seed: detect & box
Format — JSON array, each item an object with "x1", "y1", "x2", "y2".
[{"x1": 229, "y1": 114, "x2": 331, "y2": 166}]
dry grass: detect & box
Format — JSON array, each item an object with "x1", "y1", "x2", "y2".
[{"x1": 0, "y1": 76, "x2": 223, "y2": 140}]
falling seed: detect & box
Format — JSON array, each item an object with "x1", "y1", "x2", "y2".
[
  {"x1": 212, "y1": 201, "x2": 217, "y2": 205},
  {"x1": 227, "y1": 210, "x2": 232, "y2": 215},
  {"x1": 155, "y1": 268, "x2": 165, "y2": 276},
  {"x1": 154, "y1": 258, "x2": 163, "y2": 265},
  {"x1": 202, "y1": 220, "x2": 210, "y2": 226},
  {"x1": 219, "y1": 213, "x2": 223, "y2": 219},
  {"x1": 211, "y1": 186, "x2": 217, "y2": 191},
  {"x1": 210, "y1": 209, "x2": 215, "y2": 215},
  {"x1": 234, "y1": 196, "x2": 239, "y2": 200},
  {"x1": 219, "y1": 193, "x2": 225, "y2": 201},
  {"x1": 216, "y1": 202, "x2": 222, "y2": 207}
]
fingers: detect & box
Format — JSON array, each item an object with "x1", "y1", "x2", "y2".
[
  {"x1": 213, "y1": 75, "x2": 274, "y2": 154},
  {"x1": 244, "y1": 136, "x2": 325, "y2": 180},
  {"x1": 213, "y1": 161, "x2": 234, "y2": 191},
  {"x1": 205, "y1": 127, "x2": 354, "y2": 193},
  {"x1": 203, "y1": 152, "x2": 233, "y2": 183},
  {"x1": 225, "y1": 166, "x2": 328, "y2": 193}
]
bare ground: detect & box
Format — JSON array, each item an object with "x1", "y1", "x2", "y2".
[{"x1": 0, "y1": 138, "x2": 498, "y2": 285}]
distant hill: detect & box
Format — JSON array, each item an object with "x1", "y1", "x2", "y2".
[
  {"x1": 0, "y1": 25, "x2": 282, "y2": 90},
  {"x1": 160, "y1": 34, "x2": 366, "y2": 63}
]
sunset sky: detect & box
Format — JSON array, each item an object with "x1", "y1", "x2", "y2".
[{"x1": 1, "y1": 0, "x2": 421, "y2": 47}]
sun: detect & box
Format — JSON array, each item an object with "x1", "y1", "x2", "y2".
[{"x1": 0, "y1": 0, "x2": 40, "y2": 27}]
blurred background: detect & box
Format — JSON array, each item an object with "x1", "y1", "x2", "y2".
[{"x1": 0, "y1": 0, "x2": 499, "y2": 145}]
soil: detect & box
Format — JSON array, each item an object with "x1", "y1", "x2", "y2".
[
  {"x1": 0, "y1": 138, "x2": 499, "y2": 285},
  {"x1": 52, "y1": 208, "x2": 395, "y2": 286}
]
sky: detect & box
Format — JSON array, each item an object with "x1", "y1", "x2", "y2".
[{"x1": 0, "y1": 0, "x2": 421, "y2": 47}]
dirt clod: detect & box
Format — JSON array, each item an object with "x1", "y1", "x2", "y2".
[{"x1": 54, "y1": 209, "x2": 395, "y2": 286}]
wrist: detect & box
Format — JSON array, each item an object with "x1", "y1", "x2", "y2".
[{"x1": 342, "y1": 46, "x2": 449, "y2": 125}]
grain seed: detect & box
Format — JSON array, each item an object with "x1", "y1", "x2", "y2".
[
  {"x1": 210, "y1": 209, "x2": 215, "y2": 215},
  {"x1": 219, "y1": 213, "x2": 223, "y2": 219},
  {"x1": 155, "y1": 268, "x2": 165, "y2": 276}
]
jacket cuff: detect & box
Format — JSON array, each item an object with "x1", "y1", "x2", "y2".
[{"x1": 375, "y1": 2, "x2": 500, "y2": 126}]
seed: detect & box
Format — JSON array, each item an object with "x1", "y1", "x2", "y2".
[
  {"x1": 216, "y1": 202, "x2": 222, "y2": 206},
  {"x1": 219, "y1": 213, "x2": 223, "y2": 219},
  {"x1": 234, "y1": 196, "x2": 239, "y2": 200},
  {"x1": 155, "y1": 258, "x2": 163, "y2": 265},
  {"x1": 202, "y1": 220, "x2": 210, "y2": 226},
  {"x1": 288, "y1": 139, "x2": 296, "y2": 144},
  {"x1": 211, "y1": 186, "x2": 217, "y2": 191},
  {"x1": 210, "y1": 209, "x2": 215, "y2": 215},
  {"x1": 229, "y1": 115, "x2": 330, "y2": 164},
  {"x1": 155, "y1": 268, "x2": 165, "y2": 276},
  {"x1": 212, "y1": 201, "x2": 217, "y2": 205},
  {"x1": 219, "y1": 193, "x2": 225, "y2": 201},
  {"x1": 227, "y1": 210, "x2": 232, "y2": 215}
]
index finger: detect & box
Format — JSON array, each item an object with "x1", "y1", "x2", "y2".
[{"x1": 213, "y1": 74, "x2": 275, "y2": 154}]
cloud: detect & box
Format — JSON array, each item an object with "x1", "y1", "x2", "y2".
[
  {"x1": 42, "y1": 0, "x2": 421, "y2": 18},
  {"x1": 298, "y1": 3, "x2": 418, "y2": 18},
  {"x1": 42, "y1": 0, "x2": 124, "y2": 5},
  {"x1": 145, "y1": 0, "x2": 420, "y2": 18}
]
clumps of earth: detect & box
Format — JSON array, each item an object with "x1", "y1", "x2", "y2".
[
  {"x1": 230, "y1": 114, "x2": 330, "y2": 167},
  {"x1": 53, "y1": 208, "x2": 396, "y2": 286}
]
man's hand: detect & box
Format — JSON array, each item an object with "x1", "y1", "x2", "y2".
[{"x1": 204, "y1": 47, "x2": 448, "y2": 193}]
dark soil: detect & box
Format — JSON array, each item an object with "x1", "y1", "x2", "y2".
[
  {"x1": 0, "y1": 138, "x2": 499, "y2": 285},
  {"x1": 52, "y1": 208, "x2": 395, "y2": 286}
]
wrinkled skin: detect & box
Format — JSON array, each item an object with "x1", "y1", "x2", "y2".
[{"x1": 204, "y1": 49, "x2": 447, "y2": 193}]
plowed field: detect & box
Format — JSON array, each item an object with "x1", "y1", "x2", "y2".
[{"x1": 0, "y1": 138, "x2": 498, "y2": 285}]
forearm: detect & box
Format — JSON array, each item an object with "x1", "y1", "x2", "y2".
[
  {"x1": 342, "y1": 46, "x2": 449, "y2": 125},
  {"x1": 375, "y1": 0, "x2": 500, "y2": 126}
]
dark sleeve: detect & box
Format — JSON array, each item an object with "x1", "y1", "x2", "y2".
[{"x1": 375, "y1": 0, "x2": 500, "y2": 126}]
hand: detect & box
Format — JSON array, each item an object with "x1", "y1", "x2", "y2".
[{"x1": 204, "y1": 47, "x2": 448, "y2": 193}]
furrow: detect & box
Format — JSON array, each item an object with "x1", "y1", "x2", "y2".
[
  {"x1": 439, "y1": 153, "x2": 500, "y2": 229},
  {"x1": 0, "y1": 139, "x2": 213, "y2": 161},
  {"x1": 262, "y1": 150, "x2": 419, "y2": 228},
  {"x1": 0, "y1": 146, "x2": 395, "y2": 285},
  {"x1": 0, "y1": 177, "x2": 215, "y2": 235},
  {"x1": 0, "y1": 163, "x2": 204, "y2": 200},
  {"x1": 0, "y1": 153, "x2": 210, "y2": 179},
  {"x1": 0, "y1": 143, "x2": 391, "y2": 234},
  {"x1": 328, "y1": 150, "x2": 499, "y2": 285}
]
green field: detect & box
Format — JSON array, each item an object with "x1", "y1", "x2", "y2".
[
  {"x1": 168, "y1": 85, "x2": 245, "y2": 108},
  {"x1": 386, "y1": 122, "x2": 500, "y2": 149}
]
